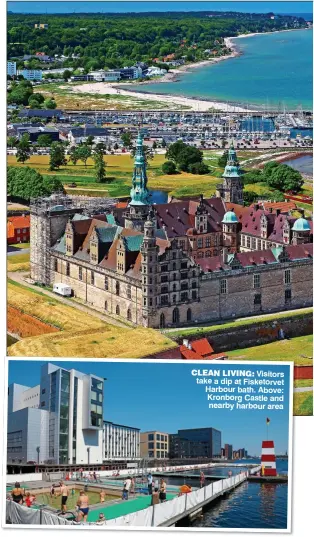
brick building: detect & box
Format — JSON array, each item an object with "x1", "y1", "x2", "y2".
[
  {"x1": 29, "y1": 134, "x2": 313, "y2": 328},
  {"x1": 7, "y1": 215, "x2": 30, "y2": 244}
]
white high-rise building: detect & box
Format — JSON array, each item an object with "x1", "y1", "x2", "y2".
[
  {"x1": 7, "y1": 363, "x2": 104, "y2": 465},
  {"x1": 103, "y1": 421, "x2": 140, "y2": 460},
  {"x1": 7, "y1": 61, "x2": 17, "y2": 77}
]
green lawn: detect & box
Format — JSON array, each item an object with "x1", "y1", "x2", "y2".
[
  {"x1": 167, "y1": 309, "x2": 313, "y2": 340},
  {"x1": 294, "y1": 379, "x2": 313, "y2": 388},
  {"x1": 293, "y1": 391, "x2": 313, "y2": 416},
  {"x1": 8, "y1": 242, "x2": 30, "y2": 250},
  {"x1": 227, "y1": 335, "x2": 313, "y2": 365}
]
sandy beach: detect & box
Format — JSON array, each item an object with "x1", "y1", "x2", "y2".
[{"x1": 70, "y1": 27, "x2": 310, "y2": 112}]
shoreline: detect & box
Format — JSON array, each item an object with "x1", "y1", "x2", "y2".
[{"x1": 70, "y1": 27, "x2": 310, "y2": 113}]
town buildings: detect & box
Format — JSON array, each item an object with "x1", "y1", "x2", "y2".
[
  {"x1": 224, "y1": 443, "x2": 233, "y2": 460},
  {"x1": 7, "y1": 363, "x2": 105, "y2": 465},
  {"x1": 7, "y1": 215, "x2": 30, "y2": 245},
  {"x1": 7, "y1": 61, "x2": 17, "y2": 77},
  {"x1": 169, "y1": 428, "x2": 222, "y2": 459},
  {"x1": 103, "y1": 421, "x2": 140, "y2": 460},
  {"x1": 17, "y1": 69, "x2": 43, "y2": 81},
  {"x1": 140, "y1": 432, "x2": 169, "y2": 459}
]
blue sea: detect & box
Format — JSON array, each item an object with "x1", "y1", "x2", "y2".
[{"x1": 131, "y1": 29, "x2": 313, "y2": 110}]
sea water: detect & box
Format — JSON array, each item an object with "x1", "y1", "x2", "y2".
[{"x1": 131, "y1": 29, "x2": 312, "y2": 110}]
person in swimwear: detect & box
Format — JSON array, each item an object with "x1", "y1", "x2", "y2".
[{"x1": 76, "y1": 491, "x2": 89, "y2": 522}]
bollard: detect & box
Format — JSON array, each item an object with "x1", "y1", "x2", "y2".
[
  {"x1": 39, "y1": 507, "x2": 43, "y2": 525},
  {"x1": 151, "y1": 504, "x2": 155, "y2": 526}
]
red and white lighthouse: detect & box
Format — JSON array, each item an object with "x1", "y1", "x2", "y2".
[{"x1": 261, "y1": 440, "x2": 277, "y2": 476}]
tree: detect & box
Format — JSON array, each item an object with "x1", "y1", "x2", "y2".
[
  {"x1": 162, "y1": 161, "x2": 177, "y2": 174},
  {"x1": 76, "y1": 145, "x2": 92, "y2": 167},
  {"x1": 49, "y1": 142, "x2": 67, "y2": 170},
  {"x1": 63, "y1": 69, "x2": 72, "y2": 81},
  {"x1": 85, "y1": 135, "x2": 95, "y2": 147},
  {"x1": 263, "y1": 162, "x2": 304, "y2": 192},
  {"x1": 7, "y1": 166, "x2": 64, "y2": 201},
  {"x1": 121, "y1": 131, "x2": 133, "y2": 149},
  {"x1": 165, "y1": 141, "x2": 205, "y2": 171},
  {"x1": 188, "y1": 161, "x2": 209, "y2": 174},
  {"x1": 217, "y1": 150, "x2": 229, "y2": 168},
  {"x1": 16, "y1": 133, "x2": 31, "y2": 164},
  {"x1": 44, "y1": 98, "x2": 57, "y2": 110},
  {"x1": 68, "y1": 146, "x2": 79, "y2": 165},
  {"x1": 242, "y1": 169, "x2": 263, "y2": 185},
  {"x1": 93, "y1": 152, "x2": 107, "y2": 183},
  {"x1": 28, "y1": 93, "x2": 45, "y2": 108},
  {"x1": 37, "y1": 134, "x2": 53, "y2": 147},
  {"x1": 7, "y1": 136, "x2": 18, "y2": 148}
]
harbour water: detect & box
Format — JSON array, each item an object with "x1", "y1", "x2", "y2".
[
  {"x1": 159, "y1": 459, "x2": 288, "y2": 529},
  {"x1": 131, "y1": 29, "x2": 312, "y2": 110},
  {"x1": 284, "y1": 154, "x2": 313, "y2": 175}
]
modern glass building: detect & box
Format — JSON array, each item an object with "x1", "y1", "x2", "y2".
[
  {"x1": 169, "y1": 427, "x2": 222, "y2": 459},
  {"x1": 7, "y1": 363, "x2": 104, "y2": 465}
]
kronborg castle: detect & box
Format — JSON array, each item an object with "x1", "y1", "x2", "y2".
[{"x1": 30, "y1": 134, "x2": 313, "y2": 328}]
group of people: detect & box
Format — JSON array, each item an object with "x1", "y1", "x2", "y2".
[
  {"x1": 121, "y1": 476, "x2": 136, "y2": 500},
  {"x1": 147, "y1": 474, "x2": 167, "y2": 505},
  {"x1": 10, "y1": 483, "x2": 36, "y2": 507}
]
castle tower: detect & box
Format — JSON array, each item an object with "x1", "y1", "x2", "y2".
[
  {"x1": 30, "y1": 195, "x2": 82, "y2": 285},
  {"x1": 216, "y1": 142, "x2": 243, "y2": 205},
  {"x1": 195, "y1": 194, "x2": 208, "y2": 234},
  {"x1": 124, "y1": 132, "x2": 151, "y2": 231},
  {"x1": 222, "y1": 210, "x2": 239, "y2": 252},
  {"x1": 140, "y1": 208, "x2": 158, "y2": 327},
  {"x1": 261, "y1": 440, "x2": 277, "y2": 477},
  {"x1": 291, "y1": 217, "x2": 311, "y2": 245}
]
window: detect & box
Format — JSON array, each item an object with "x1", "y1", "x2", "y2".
[
  {"x1": 41, "y1": 401, "x2": 45, "y2": 407},
  {"x1": 41, "y1": 389, "x2": 46, "y2": 394},
  {"x1": 148, "y1": 434, "x2": 154, "y2": 441},
  {"x1": 173, "y1": 307, "x2": 180, "y2": 324},
  {"x1": 161, "y1": 264, "x2": 168, "y2": 272},
  {"x1": 246, "y1": 236, "x2": 250, "y2": 248},
  {"x1": 181, "y1": 282, "x2": 188, "y2": 291},
  {"x1": 161, "y1": 435, "x2": 164, "y2": 441},
  {"x1": 284, "y1": 270, "x2": 291, "y2": 285},
  {"x1": 104, "y1": 301, "x2": 108, "y2": 311},
  {"x1": 116, "y1": 281, "x2": 120, "y2": 295},
  {"x1": 254, "y1": 294, "x2": 261, "y2": 305},
  {"x1": 187, "y1": 308, "x2": 192, "y2": 322},
  {"x1": 205, "y1": 237, "x2": 210, "y2": 248},
  {"x1": 127, "y1": 284, "x2": 131, "y2": 299},
  {"x1": 181, "y1": 262, "x2": 188, "y2": 269},
  {"x1": 285, "y1": 289, "x2": 292, "y2": 302},
  {"x1": 197, "y1": 238, "x2": 203, "y2": 248},
  {"x1": 116, "y1": 305, "x2": 120, "y2": 315},
  {"x1": 148, "y1": 451, "x2": 154, "y2": 458},
  {"x1": 159, "y1": 313, "x2": 165, "y2": 329},
  {"x1": 54, "y1": 259, "x2": 58, "y2": 272},
  {"x1": 79, "y1": 266, "x2": 83, "y2": 281},
  {"x1": 192, "y1": 290, "x2": 197, "y2": 299},
  {"x1": 253, "y1": 274, "x2": 260, "y2": 289},
  {"x1": 91, "y1": 271, "x2": 94, "y2": 285},
  {"x1": 172, "y1": 252, "x2": 176, "y2": 259},
  {"x1": 161, "y1": 285, "x2": 168, "y2": 294},
  {"x1": 127, "y1": 308, "x2": 132, "y2": 321},
  {"x1": 220, "y1": 279, "x2": 227, "y2": 294},
  {"x1": 148, "y1": 442, "x2": 154, "y2": 449},
  {"x1": 181, "y1": 272, "x2": 188, "y2": 280},
  {"x1": 161, "y1": 295, "x2": 168, "y2": 306},
  {"x1": 181, "y1": 291, "x2": 188, "y2": 301},
  {"x1": 252, "y1": 238, "x2": 257, "y2": 250},
  {"x1": 161, "y1": 275, "x2": 168, "y2": 283},
  {"x1": 66, "y1": 262, "x2": 70, "y2": 277},
  {"x1": 105, "y1": 276, "x2": 109, "y2": 290},
  {"x1": 172, "y1": 295, "x2": 176, "y2": 303},
  {"x1": 156, "y1": 434, "x2": 160, "y2": 440}
]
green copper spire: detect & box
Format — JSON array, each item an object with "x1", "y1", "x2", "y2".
[
  {"x1": 129, "y1": 132, "x2": 150, "y2": 206},
  {"x1": 222, "y1": 142, "x2": 241, "y2": 178}
]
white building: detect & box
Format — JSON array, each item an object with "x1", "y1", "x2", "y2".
[
  {"x1": 147, "y1": 66, "x2": 167, "y2": 77},
  {"x1": 103, "y1": 421, "x2": 140, "y2": 461},
  {"x1": 17, "y1": 69, "x2": 43, "y2": 81},
  {"x1": 89, "y1": 70, "x2": 121, "y2": 82},
  {"x1": 7, "y1": 363, "x2": 104, "y2": 465},
  {"x1": 7, "y1": 62, "x2": 17, "y2": 77}
]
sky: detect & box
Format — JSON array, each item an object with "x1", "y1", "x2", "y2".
[
  {"x1": 7, "y1": 1, "x2": 313, "y2": 15},
  {"x1": 8, "y1": 360, "x2": 291, "y2": 456}
]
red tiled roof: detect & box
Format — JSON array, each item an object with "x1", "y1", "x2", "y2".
[
  {"x1": 190, "y1": 338, "x2": 214, "y2": 356},
  {"x1": 7, "y1": 215, "x2": 30, "y2": 228}
]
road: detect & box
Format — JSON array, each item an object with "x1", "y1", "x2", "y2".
[{"x1": 8, "y1": 271, "x2": 131, "y2": 330}]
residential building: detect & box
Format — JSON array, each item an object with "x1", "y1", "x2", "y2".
[
  {"x1": 17, "y1": 69, "x2": 43, "y2": 81},
  {"x1": 89, "y1": 70, "x2": 121, "y2": 82},
  {"x1": 103, "y1": 421, "x2": 140, "y2": 460},
  {"x1": 119, "y1": 66, "x2": 142, "y2": 80},
  {"x1": 7, "y1": 61, "x2": 17, "y2": 77},
  {"x1": 18, "y1": 109, "x2": 64, "y2": 120},
  {"x1": 224, "y1": 443, "x2": 233, "y2": 459},
  {"x1": 7, "y1": 363, "x2": 104, "y2": 465},
  {"x1": 140, "y1": 431, "x2": 169, "y2": 459},
  {"x1": 22, "y1": 54, "x2": 53, "y2": 63},
  {"x1": 7, "y1": 215, "x2": 30, "y2": 245},
  {"x1": 169, "y1": 428, "x2": 221, "y2": 459},
  {"x1": 179, "y1": 338, "x2": 227, "y2": 360},
  {"x1": 16, "y1": 127, "x2": 59, "y2": 143},
  {"x1": 67, "y1": 126, "x2": 109, "y2": 145},
  {"x1": 34, "y1": 23, "x2": 48, "y2": 29}
]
